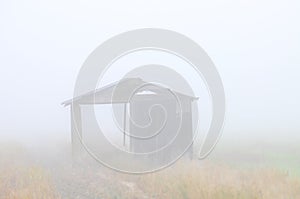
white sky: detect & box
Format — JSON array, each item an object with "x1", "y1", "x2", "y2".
[{"x1": 0, "y1": 0, "x2": 299, "y2": 146}]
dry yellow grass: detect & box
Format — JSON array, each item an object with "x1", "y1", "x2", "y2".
[
  {"x1": 1, "y1": 143, "x2": 300, "y2": 199},
  {"x1": 102, "y1": 161, "x2": 300, "y2": 199},
  {"x1": 0, "y1": 166, "x2": 60, "y2": 199},
  {"x1": 0, "y1": 143, "x2": 59, "y2": 199}
]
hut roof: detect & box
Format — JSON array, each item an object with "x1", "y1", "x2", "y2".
[{"x1": 62, "y1": 78, "x2": 197, "y2": 106}]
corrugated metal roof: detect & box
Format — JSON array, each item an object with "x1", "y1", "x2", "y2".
[{"x1": 62, "y1": 78, "x2": 197, "y2": 106}]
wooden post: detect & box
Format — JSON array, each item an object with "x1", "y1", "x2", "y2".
[
  {"x1": 123, "y1": 103, "x2": 127, "y2": 147},
  {"x1": 71, "y1": 103, "x2": 82, "y2": 161},
  {"x1": 187, "y1": 101, "x2": 193, "y2": 159}
]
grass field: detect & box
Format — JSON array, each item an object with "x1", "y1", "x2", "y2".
[{"x1": 1, "y1": 142, "x2": 299, "y2": 199}]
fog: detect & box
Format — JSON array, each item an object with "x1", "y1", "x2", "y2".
[{"x1": 0, "y1": 0, "x2": 300, "y2": 149}]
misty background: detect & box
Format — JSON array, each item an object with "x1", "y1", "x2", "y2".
[{"x1": 0, "y1": 0, "x2": 299, "y2": 151}]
